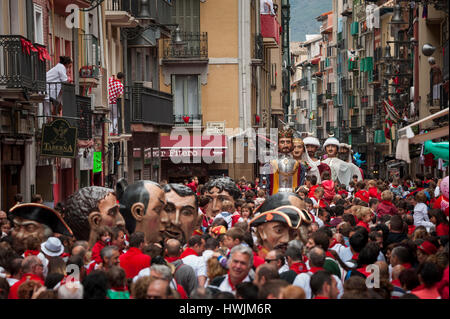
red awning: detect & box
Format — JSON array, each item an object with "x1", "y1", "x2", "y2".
[
  {"x1": 311, "y1": 57, "x2": 321, "y2": 65},
  {"x1": 154, "y1": 135, "x2": 227, "y2": 159}
]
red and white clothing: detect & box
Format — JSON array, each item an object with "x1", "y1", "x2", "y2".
[
  {"x1": 355, "y1": 189, "x2": 370, "y2": 203},
  {"x1": 8, "y1": 273, "x2": 45, "y2": 299},
  {"x1": 132, "y1": 267, "x2": 188, "y2": 299},
  {"x1": 181, "y1": 248, "x2": 207, "y2": 282},
  {"x1": 292, "y1": 266, "x2": 343, "y2": 299},
  {"x1": 119, "y1": 247, "x2": 151, "y2": 279},
  {"x1": 215, "y1": 273, "x2": 251, "y2": 295},
  {"x1": 108, "y1": 76, "x2": 124, "y2": 104}
]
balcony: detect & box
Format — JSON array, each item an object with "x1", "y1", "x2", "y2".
[
  {"x1": 162, "y1": 32, "x2": 208, "y2": 63},
  {"x1": 105, "y1": 0, "x2": 139, "y2": 27},
  {"x1": 0, "y1": 35, "x2": 47, "y2": 101},
  {"x1": 261, "y1": 14, "x2": 280, "y2": 48},
  {"x1": 317, "y1": 94, "x2": 325, "y2": 105},
  {"x1": 299, "y1": 77, "x2": 308, "y2": 87},
  {"x1": 361, "y1": 95, "x2": 369, "y2": 108},
  {"x1": 79, "y1": 34, "x2": 101, "y2": 87},
  {"x1": 40, "y1": 82, "x2": 92, "y2": 140},
  {"x1": 341, "y1": 2, "x2": 352, "y2": 16},
  {"x1": 173, "y1": 114, "x2": 203, "y2": 127},
  {"x1": 351, "y1": 115, "x2": 359, "y2": 128},
  {"x1": 121, "y1": 0, "x2": 172, "y2": 25},
  {"x1": 131, "y1": 82, "x2": 173, "y2": 127},
  {"x1": 365, "y1": 114, "x2": 373, "y2": 127}
]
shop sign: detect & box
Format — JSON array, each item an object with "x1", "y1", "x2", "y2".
[
  {"x1": 206, "y1": 121, "x2": 225, "y2": 135},
  {"x1": 93, "y1": 151, "x2": 102, "y2": 173},
  {"x1": 41, "y1": 118, "x2": 77, "y2": 158}
]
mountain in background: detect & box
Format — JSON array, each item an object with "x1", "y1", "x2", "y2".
[{"x1": 290, "y1": 0, "x2": 332, "y2": 42}]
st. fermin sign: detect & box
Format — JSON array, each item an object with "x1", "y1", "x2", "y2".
[{"x1": 41, "y1": 118, "x2": 77, "y2": 158}]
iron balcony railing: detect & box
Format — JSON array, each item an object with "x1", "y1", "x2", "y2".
[
  {"x1": 163, "y1": 32, "x2": 208, "y2": 60},
  {"x1": 39, "y1": 82, "x2": 92, "y2": 139},
  {"x1": 106, "y1": 0, "x2": 133, "y2": 13},
  {"x1": 173, "y1": 114, "x2": 202, "y2": 126},
  {"x1": 351, "y1": 115, "x2": 359, "y2": 128},
  {"x1": 0, "y1": 35, "x2": 47, "y2": 93},
  {"x1": 79, "y1": 34, "x2": 101, "y2": 79},
  {"x1": 132, "y1": 82, "x2": 173, "y2": 126},
  {"x1": 111, "y1": 0, "x2": 171, "y2": 24},
  {"x1": 299, "y1": 77, "x2": 308, "y2": 87}
]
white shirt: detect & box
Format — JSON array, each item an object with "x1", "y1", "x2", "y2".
[
  {"x1": 293, "y1": 270, "x2": 344, "y2": 299},
  {"x1": 214, "y1": 212, "x2": 233, "y2": 229},
  {"x1": 413, "y1": 203, "x2": 434, "y2": 230},
  {"x1": 46, "y1": 63, "x2": 68, "y2": 100},
  {"x1": 435, "y1": 186, "x2": 441, "y2": 198},
  {"x1": 132, "y1": 267, "x2": 179, "y2": 290},
  {"x1": 279, "y1": 263, "x2": 290, "y2": 274},
  {"x1": 182, "y1": 254, "x2": 207, "y2": 279},
  {"x1": 216, "y1": 274, "x2": 251, "y2": 295},
  {"x1": 202, "y1": 249, "x2": 215, "y2": 264},
  {"x1": 260, "y1": 0, "x2": 275, "y2": 15}
]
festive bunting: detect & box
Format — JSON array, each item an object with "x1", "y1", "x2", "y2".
[{"x1": 20, "y1": 38, "x2": 37, "y2": 55}]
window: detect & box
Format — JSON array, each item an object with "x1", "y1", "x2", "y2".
[
  {"x1": 172, "y1": 75, "x2": 200, "y2": 116},
  {"x1": 136, "y1": 52, "x2": 142, "y2": 81},
  {"x1": 172, "y1": 0, "x2": 200, "y2": 32},
  {"x1": 34, "y1": 4, "x2": 44, "y2": 45}
]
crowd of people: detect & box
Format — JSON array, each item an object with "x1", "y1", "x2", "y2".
[{"x1": 0, "y1": 172, "x2": 448, "y2": 300}]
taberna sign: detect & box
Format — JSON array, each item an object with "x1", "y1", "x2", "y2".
[{"x1": 41, "y1": 118, "x2": 77, "y2": 158}]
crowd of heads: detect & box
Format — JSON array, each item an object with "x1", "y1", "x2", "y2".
[{"x1": 0, "y1": 173, "x2": 448, "y2": 299}]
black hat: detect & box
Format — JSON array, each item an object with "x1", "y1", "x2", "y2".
[
  {"x1": 9, "y1": 203, "x2": 73, "y2": 236},
  {"x1": 249, "y1": 211, "x2": 293, "y2": 228},
  {"x1": 273, "y1": 205, "x2": 303, "y2": 229}
]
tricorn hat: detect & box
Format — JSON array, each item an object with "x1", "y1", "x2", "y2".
[
  {"x1": 249, "y1": 210, "x2": 293, "y2": 228},
  {"x1": 273, "y1": 205, "x2": 303, "y2": 229},
  {"x1": 9, "y1": 203, "x2": 73, "y2": 236}
]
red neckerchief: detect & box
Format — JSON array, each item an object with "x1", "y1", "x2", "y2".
[
  {"x1": 412, "y1": 284, "x2": 425, "y2": 292},
  {"x1": 351, "y1": 253, "x2": 359, "y2": 261},
  {"x1": 313, "y1": 296, "x2": 329, "y2": 299},
  {"x1": 61, "y1": 252, "x2": 70, "y2": 258},
  {"x1": 24, "y1": 250, "x2": 40, "y2": 257},
  {"x1": 402, "y1": 263, "x2": 412, "y2": 269},
  {"x1": 227, "y1": 271, "x2": 244, "y2": 291},
  {"x1": 180, "y1": 247, "x2": 198, "y2": 259},
  {"x1": 290, "y1": 262, "x2": 307, "y2": 274},
  {"x1": 329, "y1": 238, "x2": 339, "y2": 249},
  {"x1": 111, "y1": 286, "x2": 128, "y2": 292},
  {"x1": 357, "y1": 265, "x2": 371, "y2": 277},
  {"x1": 325, "y1": 250, "x2": 336, "y2": 260},
  {"x1": 408, "y1": 225, "x2": 416, "y2": 235},
  {"x1": 309, "y1": 267, "x2": 324, "y2": 274},
  {"x1": 391, "y1": 279, "x2": 402, "y2": 288},
  {"x1": 381, "y1": 200, "x2": 392, "y2": 206},
  {"x1": 165, "y1": 256, "x2": 179, "y2": 263}
]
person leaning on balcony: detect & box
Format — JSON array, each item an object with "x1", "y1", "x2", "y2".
[
  {"x1": 108, "y1": 72, "x2": 124, "y2": 135},
  {"x1": 428, "y1": 57, "x2": 443, "y2": 104},
  {"x1": 260, "y1": 0, "x2": 275, "y2": 15},
  {"x1": 45, "y1": 56, "x2": 73, "y2": 115}
]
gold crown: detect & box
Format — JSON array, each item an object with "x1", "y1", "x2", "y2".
[
  {"x1": 293, "y1": 137, "x2": 303, "y2": 144},
  {"x1": 278, "y1": 128, "x2": 294, "y2": 139}
]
